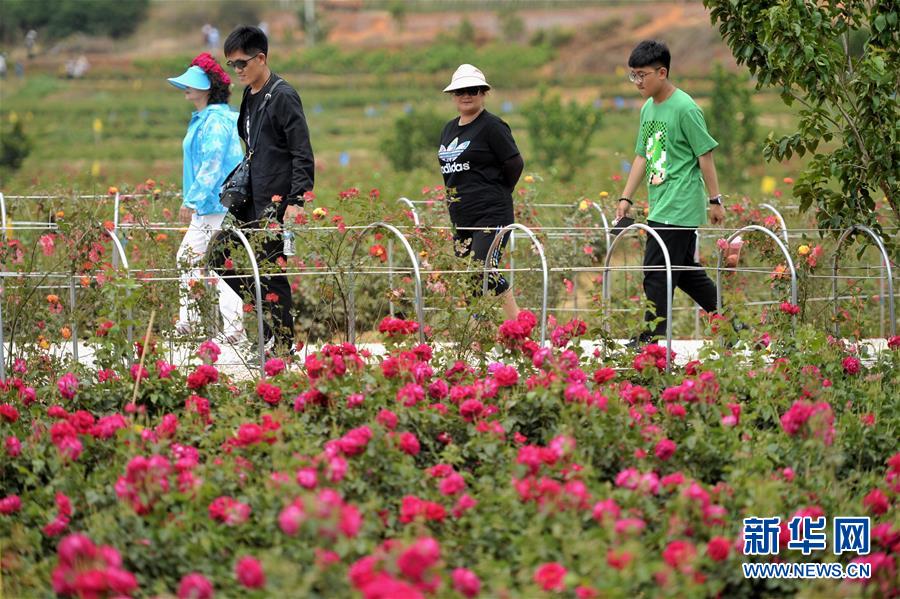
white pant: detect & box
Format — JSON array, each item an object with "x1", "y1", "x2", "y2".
[{"x1": 176, "y1": 212, "x2": 243, "y2": 336}]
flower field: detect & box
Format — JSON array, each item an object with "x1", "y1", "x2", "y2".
[{"x1": 2, "y1": 302, "x2": 899, "y2": 596}]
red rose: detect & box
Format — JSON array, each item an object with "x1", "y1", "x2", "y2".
[
  {"x1": 235, "y1": 556, "x2": 265, "y2": 589},
  {"x1": 863, "y1": 488, "x2": 890, "y2": 515},
  {"x1": 706, "y1": 536, "x2": 731, "y2": 561},
  {"x1": 534, "y1": 562, "x2": 567, "y2": 592}
]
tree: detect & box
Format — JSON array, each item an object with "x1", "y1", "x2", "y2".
[
  {"x1": 521, "y1": 88, "x2": 602, "y2": 182},
  {"x1": 703, "y1": 0, "x2": 899, "y2": 247},
  {"x1": 388, "y1": 0, "x2": 407, "y2": 32},
  {"x1": 0, "y1": 0, "x2": 149, "y2": 42},
  {"x1": 380, "y1": 109, "x2": 446, "y2": 172},
  {"x1": 498, "y1": 7, "x2": 525, "y2": 42},
  {"x1": 707, "y1": 64, "x2": 758, "y2": 178},
  {"x1": 0, "y1": 121, "x2": 32, "y2": 185}
]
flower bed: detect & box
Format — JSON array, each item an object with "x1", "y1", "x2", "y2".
[{"x1": 2, "y1": 313, "x2": 899, "y2": 597}]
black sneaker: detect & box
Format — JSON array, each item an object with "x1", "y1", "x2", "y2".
[{"x1": 624, "y1": 332, "x2": 657, "y2": 351}]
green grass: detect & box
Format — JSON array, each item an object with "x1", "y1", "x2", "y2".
[{"x1": 0, "y1": 62, "x2": 806, "y2": 207}]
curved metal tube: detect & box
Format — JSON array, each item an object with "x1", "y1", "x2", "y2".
[
  {"x1": 591, "y1": 203, "x2": 612, "y2": 251},
  {"x1": 832, "y1": 225, "x2": 896, "y2": 338},
  {"x1": 759, "y1": 203, "x2": 790, "y2": 245},
  {"x1": 222, "y1": 227, "x2": 267, "y2": 376},
  {"x1": 68, "y1": 277, "x2": 78, "y2": 363},
  {"x1": 104, "y1": 225, "x2": 136, "y2": 358},
  {"x1": 105, "y1": 227, "x2": 130, "y2": 271},
  {"x1": 602, "y1": 223, "x2": 673, "y2": 371},
  {"x1": 715, "y1": 225, "x2": 798, "y2": 310},
  {"x1": 482, "y1": 223, "x2": 548, "y2": 345},
  {"x1": 0, "y1": 192, "x2": 6, "y2": 243},
  {"x1": 112, "y1": 193, "x2": 121, "y2": 269},
  {"x1": 397, "y1": 197, "x2": 421, "y2": 226},
  {"x1": 0, "y1": 276, "x2": 5, "y2": 379},
  {"x1": 348, "y1": 222, "x2": 425, "y2": 344}
]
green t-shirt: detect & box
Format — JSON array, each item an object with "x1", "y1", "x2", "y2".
[{"x1": 634, "y1": 89, "x2": 718, "y2": 226}]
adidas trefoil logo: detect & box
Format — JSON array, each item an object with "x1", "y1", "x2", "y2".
[{"x1": 438, "y1": 137, "x2": 470, "y2": 162}]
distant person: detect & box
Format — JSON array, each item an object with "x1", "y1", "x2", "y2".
[
  {"x1": 0, "y1": 54, "x2": 7, "y2": 80},
  {"x1": 65, "y1": 55, "x2": 90, "y2": 79},
  {"x1": 14, "y1": 62, "x2": 23, "y2": 79},
  {"x1": 218, "y1": 25, "x2": 315, "y2": 356},
  {"x1": 24, "y1": 29, "x2": 36, "y2": 58},
  {"x1": 438, "y1": 64, "x2": 523, "y2": 321},
  {"x1": 168, "y1": 53, "x2": 246, "y2": 342},
  {"x1": 207, "y1": 27, "x2": 220, "y2": 50},
  {"x1": 614, "y1": 40, "x2": 724, "y2": 344}
]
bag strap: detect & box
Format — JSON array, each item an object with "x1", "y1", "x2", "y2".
[{"x1": 246, "y1": 78, "x2": 284, "y2": 159}]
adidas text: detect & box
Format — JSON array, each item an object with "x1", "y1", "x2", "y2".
[{"x1": 441, "y1": 162, "x2": 470, "y2": 174}]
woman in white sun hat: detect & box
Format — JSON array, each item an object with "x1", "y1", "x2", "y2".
[
  {"x1": 438, "y1": 63, "x2": 524, "y2": 321},
  {"x1": 168, "y1": 53, "x2": 245, "y2": 342}
]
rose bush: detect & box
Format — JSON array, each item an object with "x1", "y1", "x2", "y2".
[{"x1": 1, "y1": 308, "x2": 898, "y2": 597}]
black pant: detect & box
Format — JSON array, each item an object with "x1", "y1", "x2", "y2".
[
  {"x1": 643, "y1": 221, "x2": 718, "y2": 337},
  {"x1": 209, "y1": 220, "x2": 294, "y2": 353},
  {"x1": 453, "y1": 222, "x2": 511, "y2": 295}
]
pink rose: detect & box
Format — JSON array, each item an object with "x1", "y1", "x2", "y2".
[
  {"x1": 178, "y1": 572, "x2": 214, "y2": 599},
  {"x1": 706, "y1": 536, "x2": 730, "y2": 561},
  {"x1": 534, "y1": 562, "x2": 567, "y2": 592},
  {"x1": 235, "y1": 556, "x2": 265, "y2": 589},
  {"x1": 654, "y1": 438, "x2": 677, "y2": 461},
  {"x1": 452, "y1": 568, "x2": 481, "y2": 598}
]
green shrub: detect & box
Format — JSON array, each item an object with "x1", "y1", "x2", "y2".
[
  {"x1": 380, "y1": 109, "x2": 447, "y2": 172},
  {"x1": 0, "y1": 120, "x2": 32, "y2": 181},
  {"x1": 521, "y1": 88, "x2": 602, "y2": 182},
  {"x1": 0, "y1": 0, "x2": 149, "y2": 42},
  {"x1": 707, "y1": 64, "x2": 759, "y2": 177},
  {"x1": 529, "y1": 26, "x2": 574, "y2": 49}
]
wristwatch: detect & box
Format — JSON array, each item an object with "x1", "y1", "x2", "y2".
[{"x1": 709, "y1": 194, "x2": 723, "y2": 206}]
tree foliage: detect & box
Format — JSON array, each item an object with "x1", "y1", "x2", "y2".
[
  {"x1": 521, "y1": 88, "x2": 602, "y2": 182},
  {"x1": 380, "y1": 109, "x2": 447, "y2": 172},
  {"x1": 707, "y1": 64, "x2": 758, "y2": 177},
  {"x1": 703, "y1": 0, "x2": 900, "y2": 249},
  {"x1": 0, "y1": 121, "x2": 32, "y2": 185},
  {"x1": 0, "y1": 0, "x2": 149, "y2": 42}
]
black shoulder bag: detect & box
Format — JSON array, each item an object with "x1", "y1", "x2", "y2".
[{"x1": 219, "y1": 79, "x2": 283, "y2": 214}]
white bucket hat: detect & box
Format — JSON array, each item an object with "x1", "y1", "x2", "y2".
[{"x1": 443, "y1": 63, "x2": 491, "y2": 92}]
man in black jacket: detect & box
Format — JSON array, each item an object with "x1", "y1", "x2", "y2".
[{"x1": 221, "y1": 25, "x2": 314, "y2": 355}]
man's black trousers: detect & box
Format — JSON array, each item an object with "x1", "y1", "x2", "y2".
[{"x1": 642, "y1": 220, "x2": 718, "y2": 337}]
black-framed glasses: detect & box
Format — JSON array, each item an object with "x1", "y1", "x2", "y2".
[
  {"x1": 452, "y1": 87, "x2": 484, "y2": 97},
  {"x1": 226, "y1": 53, "x2": 261, "y2": 70},
  {"x1": 628, "y1": 68, "x2": 661, "y2": 83}
]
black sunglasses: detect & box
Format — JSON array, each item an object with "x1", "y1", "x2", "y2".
[
  {"x1": 226, "y1": 53, "x2": 262, "y2": 70},
  {"x1": 452, "y1": 87, "x2": 485, "y2": 97}
]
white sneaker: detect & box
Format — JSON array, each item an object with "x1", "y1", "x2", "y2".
[
  {"x1": 215, "y1": 330, "x2": 248, "y2": 346},
  {"x1": 175, "y1": 320, "x2": 196, "y2": 336}
]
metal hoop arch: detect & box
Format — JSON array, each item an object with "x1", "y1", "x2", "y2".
[
  {"x1": 348, "y1": 222, "x2": 425, "y2": 345},
  {"x1": 759, "y1": 203, "x2": 790, "y2": 245},
  {"x1": 715, "y1": 225, "x2": 798, "y2": 310},
  {"x1": 831, "y1": 224, "x2": 896, "y2": 338},
  {"x1": 482, "y1": 223, "x2": 549, "y2": 345},
  {"x1": 602, "y1": 223, "x2": 673, "y2": 372},
  {"x1": 203, "y1": 225, "x2": 267, "y2": 376},
  {"x1": 397, "y1": 197, "x2": 421, "y2": 226}
]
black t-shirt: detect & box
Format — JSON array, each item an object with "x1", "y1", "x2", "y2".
[
  {"x1": 438, "y1": 110, "x2": 520, "y2": 226},
  {"x1": 243, "y1": 89, "x2": 263, "y2": 147}
]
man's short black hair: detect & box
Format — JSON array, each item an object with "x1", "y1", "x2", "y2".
[
  {"x1": 224, "y1": 25, "x2": 268, "y2": 58},
  {"x1": 628, "y1": 40, "x2": 671, "y2": 72}
]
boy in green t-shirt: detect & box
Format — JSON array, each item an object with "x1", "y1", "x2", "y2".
[{"x1": 616, "y1": 40, "x2": 725, "y2": 343}]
